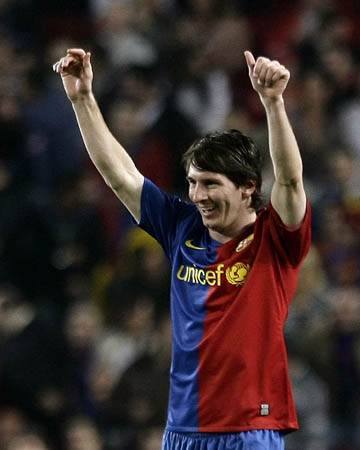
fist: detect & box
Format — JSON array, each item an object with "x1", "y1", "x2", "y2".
[{"x1": 244, "y1": 51, "x2": 290, "y2": 99}]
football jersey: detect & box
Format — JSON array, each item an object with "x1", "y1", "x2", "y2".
[{"x1": 137, "y1": 178, "x2": 311, "y2": 434}]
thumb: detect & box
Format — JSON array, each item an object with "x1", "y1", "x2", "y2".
[
  {"x1": 244, "y1": 50, "x2": 256, "y2": 74},
  {"x1": 84, "y1": 52, "x2": 91, "y2": 67},
  {"x1": 83, "y1": 52, "x2": 93, "y2": 77}
]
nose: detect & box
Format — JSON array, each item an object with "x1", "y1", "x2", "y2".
[{"x1": 190, "y1": 183, "x2": 208, "y2": 203}]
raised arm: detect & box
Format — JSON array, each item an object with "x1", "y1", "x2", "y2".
[
  {"x1": 244, "y1": 51, "x2": 306, "y2": 228},
  {"x1": 53, "y1": 48, "x2": 144, "y2": 222}
]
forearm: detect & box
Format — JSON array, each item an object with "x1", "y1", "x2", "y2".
[
  {"x1": 263, "y1": 97, "x2": 303, "y2": 187},
  {"x1": 244, "y1": 51, "x2": 306, "y2": 226},
  {"x1": 264, "y1": 96, "x2": 306, "y2": 226},
  {"x1": 72, "y1": 94, "x2": 143, "y2": 219}
]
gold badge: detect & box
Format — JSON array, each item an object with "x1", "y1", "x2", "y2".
[
  {"x1": 236, "y1": 233, "x2": 254, "y2": 252},
  {"x1": 226, "y1": 262, "x2": 251, "y2": 286}
]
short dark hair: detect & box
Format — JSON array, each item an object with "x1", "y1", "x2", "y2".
[{"x1": 182, "y1": 130, "x2": 263, "y2": 211}]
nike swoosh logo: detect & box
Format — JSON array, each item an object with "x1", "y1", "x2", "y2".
[{"x1": 185, "y1": 239, "x2": 206, "y2": 250}]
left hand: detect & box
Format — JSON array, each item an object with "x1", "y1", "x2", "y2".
[
  {"x1": 244, "y1": 51, "x2": 290, "y2": 101},
  {"x1": 52, "y1": 49, "x2": 93, "y2": 103}
]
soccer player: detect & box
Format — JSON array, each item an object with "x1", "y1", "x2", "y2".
[{"x1": 53, "y1": 49, "x2": 311, "y2": 450}]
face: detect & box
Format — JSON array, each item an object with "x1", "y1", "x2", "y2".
[{"x1": 187, "y1": 165, "x2": 254, "y2": 241}]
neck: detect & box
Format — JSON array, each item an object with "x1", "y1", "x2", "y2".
[{"x1": 209, "y1": 210, "x2": 257, "y2": 244}]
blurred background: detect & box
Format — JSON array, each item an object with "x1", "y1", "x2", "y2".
[{"x1": 0, "y1": 0, "x2": 360, "y2": 449}]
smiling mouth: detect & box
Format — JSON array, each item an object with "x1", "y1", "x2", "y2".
[{"x1": 200, "y1": 206, "x2": 216, "y2": 217}]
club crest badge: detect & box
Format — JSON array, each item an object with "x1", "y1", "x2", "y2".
[{"x1": 236, "y1": 233, "x2": 254, "y2": 252}]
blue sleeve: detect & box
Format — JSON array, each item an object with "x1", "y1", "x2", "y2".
[{"x1": 136, "y1": 178, "x2": 196, "y2": 261}]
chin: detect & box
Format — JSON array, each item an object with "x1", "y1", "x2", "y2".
[
  {"x1": 201, "y1": 214, "x2": 223, "y2": 231},
  {"x1": 203, "y1": 220, "x2": 220, "y2": 232}
]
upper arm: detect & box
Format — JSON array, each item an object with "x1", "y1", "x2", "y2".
[
  {"x1": 270, "y1": 178, "x2": 307, "y2": 228},
  {"x1": 109, "y1": 170, "x2": 145, "y2": 223}
]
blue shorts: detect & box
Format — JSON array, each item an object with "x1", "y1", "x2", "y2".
[{"x1": 162, "y1": 430, "x2": 285, "y2": 450}]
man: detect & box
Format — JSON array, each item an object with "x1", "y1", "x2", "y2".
[{"x1": 53, "y1": 49, "x2": 311, "y2": 450}]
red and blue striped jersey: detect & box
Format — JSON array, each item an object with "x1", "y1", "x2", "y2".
[{"x1": 138, "y1": 179, "x2": 311, "y2": 433}]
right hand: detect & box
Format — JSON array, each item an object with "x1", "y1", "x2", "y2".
[{"x1": 53, "y1": 48, "x2": 93, "y2": 103}]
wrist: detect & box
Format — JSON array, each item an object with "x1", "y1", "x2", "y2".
[
  {"x1": 261, "y1": 95, "x2": 285, "y2": 112},
  {"x1": 71, "y1": 91, "x2": 95, "y2": 106}
]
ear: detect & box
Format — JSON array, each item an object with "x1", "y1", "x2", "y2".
[{"x1": 240, "y1": 184, "x2": 256, "y2": 199}]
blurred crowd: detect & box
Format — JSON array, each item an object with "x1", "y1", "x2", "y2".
[{"x1": 0, "y1": 0, "x2": 360, "y2": 449}]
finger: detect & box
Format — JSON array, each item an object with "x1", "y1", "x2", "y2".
[
  {"x1": 59, "y1": 57, "x2": 66, "y2": 69},
  {"x1": 244, "y1": 50, "x2": 256, "y2": 74},
  {"x1": 64, "y1": 55, "x2": 79, "y2": 68},
  {"x1": 55, "y1": 60, "x2": 66, "y2": 75},
  {"x1": 253, "y1": 56, "x2": 270, "y2": 77},
  {"x1": 255, "y1": 58, "x2": 272, "y2": 85},
  {"x1": 83, "y1": 52, "x2": 93, "y2": 77},
  {"x1": 60, "y1": 58, "x2": 66, "y2": 72},
  {"x1": 55, "y1": 61, "x2": 65, "y2": 74},
  {"x1": 272, "y1": 65, "x2": 290, "y2": 82},
  {"x1": 263, "y1": 61, "x2": 281, "y2": 87},
  {"x1": 83, "y1": 52, "x2": 91, "y2": 68},
  {"x1": 66, "y1": 48, "x2": 86, "y2": 57},
  {"x1": 53, "y1": 62, "x2": 65, "y2": 75}
]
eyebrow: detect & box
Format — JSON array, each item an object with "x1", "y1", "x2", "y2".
[{"x1": 186, "y1": 175, "x2": 220, "y2": 184}]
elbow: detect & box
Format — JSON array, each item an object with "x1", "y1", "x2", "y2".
[
  {"x1": 276, "y1": 163, "x2": 303, "y2": 189},
  {"x1": 104, "y1": 175, "x2": 127, "y2": 193},
  {"x1": 277, "y1": 177, "x2": 302, "y2": 189},
  {"x1": 105, "y1": 169, "x2": 144, "y2": 196}
]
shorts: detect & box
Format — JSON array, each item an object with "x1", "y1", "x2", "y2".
[{"x1": 162, "y1": 430, "x2": 285, "y2": 450}]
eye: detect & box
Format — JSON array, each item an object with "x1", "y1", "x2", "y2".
[{"x1": 205, "y1": 180, "x2": 218, "y2": 187}]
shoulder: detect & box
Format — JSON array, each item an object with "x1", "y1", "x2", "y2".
[
  {"x1": 143, "y1": 178, "x2": 197, "y2": 216},
  {"x1": 256, "y1": 200, "x2": 311, "y2": 230}
]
